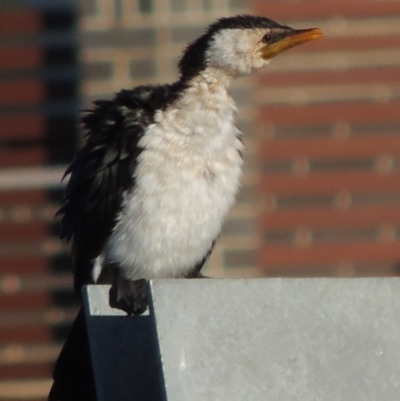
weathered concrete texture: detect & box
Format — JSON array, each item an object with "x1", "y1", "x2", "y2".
[{"x1": 84, "y1": 278, "x2": 400, "y2": 401}]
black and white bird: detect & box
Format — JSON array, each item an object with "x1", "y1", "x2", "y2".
[
  {"x1": 50, "y1": 15, "x2": 322, "y2": 400},
  {"x1": 58, "y1": 15, "x2": 323, "y2": 313}
]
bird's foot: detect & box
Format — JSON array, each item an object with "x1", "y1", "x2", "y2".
[{"x1": 109, "y1": 277, "x2": 148, "y2": 315}]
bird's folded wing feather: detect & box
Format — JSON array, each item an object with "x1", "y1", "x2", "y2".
[{"x1": 57, "y1": 92, "x2": 153, "y2": 293}]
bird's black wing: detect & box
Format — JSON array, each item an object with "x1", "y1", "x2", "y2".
[{"x1": 57, "y1": 85, "x2": 183, "y2": 294}]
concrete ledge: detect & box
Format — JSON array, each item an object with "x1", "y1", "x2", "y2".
[{"x1": 83, "y1": 278, "x2": 400, "y2": 401}]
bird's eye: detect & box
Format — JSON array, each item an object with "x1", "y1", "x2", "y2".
[{"x1": 262, "y1": 34, "x2": 272, "y2": 43}]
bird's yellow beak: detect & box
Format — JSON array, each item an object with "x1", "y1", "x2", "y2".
[{"x1": 261, "y1": 27, "x2": 323, "y2": 59}]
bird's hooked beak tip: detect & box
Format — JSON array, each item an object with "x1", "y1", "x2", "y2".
[{"x1": 261, "y1": 27, "x2": 324, "y2": 60}]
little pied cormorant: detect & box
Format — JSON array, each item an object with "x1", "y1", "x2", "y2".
[
  {"x1": 57, "y1": 15, "x2": 322, "y2": 315},
  {"x1": 50, "y1": 15, "x2": 323, "y2": 401}
]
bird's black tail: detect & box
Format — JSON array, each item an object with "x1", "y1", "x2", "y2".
[{"x1": 49, "y1": 308, "x2": 97, "y2": 401}]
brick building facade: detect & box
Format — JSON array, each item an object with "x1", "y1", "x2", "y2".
[
  {"x1": 254, "y1": 0, "x2": 400, "y2": 277},
  {"x1": 0, "y1": 0, "x2": 399, "y2": 399}
]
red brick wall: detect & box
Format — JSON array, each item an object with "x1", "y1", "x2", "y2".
[
  {"x1": 0, "y1": 5, "x2": 78, "y2": 400},
  {"x1": 254, "y1": 0, "x2": 400, "y2": 276},
  {"x1": 0, "y1": 9, "x2": 50, "y2": 400}
]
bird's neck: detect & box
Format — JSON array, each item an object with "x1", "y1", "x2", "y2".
[
  {"x1": 175, "y1": 66, "x2": 237, "y2": 119},
  {"x1": 173, "y1": 67, "x2": 237, "y2": 131},
  {"x1": 182, "y1": 66, "x2": 235, "y2": 89},
  {"x1": 160, "y1": 67, "x2": 238, "y2": 145}
]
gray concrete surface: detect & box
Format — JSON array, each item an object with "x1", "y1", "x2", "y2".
[{"x1": 84, "y1": 278, "x2": 400, "y2": 401}]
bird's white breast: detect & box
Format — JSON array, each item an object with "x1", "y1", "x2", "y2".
[{"x1": 106, "y1": 78, "x2": 244, "y2": 280}]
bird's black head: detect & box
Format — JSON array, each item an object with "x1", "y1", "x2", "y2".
[{"x1": 178, "y1": 15, "x2": 323, "y2": 81}]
